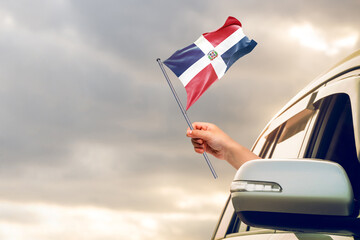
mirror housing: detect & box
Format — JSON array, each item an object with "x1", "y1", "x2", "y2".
[{"x1": 231, "y1": 159, "x2": 360, "y2": 234}]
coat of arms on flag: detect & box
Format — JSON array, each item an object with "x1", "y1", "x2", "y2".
[{"x1": 163, "y1": 16, "x2": 257, "y2": 110}]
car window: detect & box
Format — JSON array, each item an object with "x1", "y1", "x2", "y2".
[
  {"x1": 305, "y1": 94, "x2": 360, "y2": 200},
  {"x1": 258, "y1": 126, "x2": 282, "y2": 158},
  {"x1": 257, "y1": 109, "x2": 315, "y2": 160},
  {"x1": 212, "y1": 196, "x2": 234, "y2": 239},
  {"x1": 212, "y1": 196, "x2": 251, "y2": 239},
  {"x1": 270, "y1": 110, "x2": 314, "y2": 158}
]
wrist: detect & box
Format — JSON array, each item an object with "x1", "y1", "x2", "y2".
[
  {"x1": 225, "y1": 141, "x2": 259, "y2": 170},
  {"x1": 224, "y1": 140, "x2": 243, "y2": 169}
]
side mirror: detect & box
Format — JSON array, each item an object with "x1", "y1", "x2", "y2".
[{"x1": 230, "y1": 159, "x2": 359, "y2": 234}]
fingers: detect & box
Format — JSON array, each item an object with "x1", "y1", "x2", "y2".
[
  {"x1": 192, "y1": 122, "x2": 211, "y2": 131},
  {"x1": 187, "y1": 128, "x2": 211, "y2": 141},
  {"x1": 186, "y1": 129, "x2": 206, "y2": 154},
  {"x1": 186, "y1": 122, "x2": 214, "y2": 136},
  {"x1": 192, "y1": 138, "x2": 205, "y2": 154},
  {"x1": 194, "y1": 147, "x2": 205, "y2": 154},
  {"x1": 191, "y1": 138, "x2": 204, "y2": 146},
  {"x1": 191, "y1": 136, "x2": 204, "y2": 149},
  {"x1": 186, "y1": 122, "x2": 215, "y2": 155}
]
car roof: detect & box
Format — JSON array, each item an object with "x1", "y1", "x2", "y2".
[{"x1": 270, "y1": 49, "x2": 360, "y2": 125}]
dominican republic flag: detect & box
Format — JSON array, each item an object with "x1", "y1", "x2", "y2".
[{"x1": 164, "y1": 16, "x2": 257, "y2": 110}]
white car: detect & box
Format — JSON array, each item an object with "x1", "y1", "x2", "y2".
[{"x1": 212, "y1": 50, "x2": 360, "y2": 240}]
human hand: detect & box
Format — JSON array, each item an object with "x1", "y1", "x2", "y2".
[
  {"x1": 186, "y1": 122, "x2": 236, "y2": 160},
  {"x1": 186, "y1": 122, "x2": 260, "y2": 169}
]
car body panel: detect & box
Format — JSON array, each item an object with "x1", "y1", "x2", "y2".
[{"x1": 211, "y1": 50, "x2": 360, "y2": 239}]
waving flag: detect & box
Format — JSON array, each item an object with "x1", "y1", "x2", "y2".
[{"x1": 164, "y1": 16, "x2": 257, "y2": 110}]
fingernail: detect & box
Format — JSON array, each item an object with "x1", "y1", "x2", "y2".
[{"x1": 188, "y1": 130, "x2": 192, "y2": 135}]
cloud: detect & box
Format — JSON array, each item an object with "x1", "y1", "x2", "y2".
[
  {"x1": 289, "y1": 22, "x2": 359, "y2": 55},
  {"x1": 0, "y1": 200, "x2": 219, "y2": 240},
  {"x1": 0, "y1": 0, "x2": 360, "y2": 239}
]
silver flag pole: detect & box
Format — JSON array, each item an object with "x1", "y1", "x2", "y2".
[{"x1": 156, "y1": 58, "x2": 218, "y2": 179}]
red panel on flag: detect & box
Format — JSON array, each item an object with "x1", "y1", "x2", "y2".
[
  {"x1": 185, "y1": 64, "x2": 218, "y2": 110},
  {"x1": 203, "y1": 16, "x2": 241, "y2": 47}
]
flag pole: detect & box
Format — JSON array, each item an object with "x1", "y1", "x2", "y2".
[{"x1": 156, "y1": 58, "x2": 218, "y2": 179}]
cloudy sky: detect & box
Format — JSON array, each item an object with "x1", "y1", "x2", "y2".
[{"x1": 0, "y1": 0, "x2": 359, "y2": 239}]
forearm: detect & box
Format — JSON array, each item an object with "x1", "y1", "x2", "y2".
[{"x1": 224, "y1": 140, "x2": 260, "y2": 169}]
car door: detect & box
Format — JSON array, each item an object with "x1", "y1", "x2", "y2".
[{"x1": 212, "y1": 76, "x2": 360, "y2": 240}]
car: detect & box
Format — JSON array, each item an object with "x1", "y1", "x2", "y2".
[{"x1": 211, "y1": 49, "x2": 360, "y2": 240}]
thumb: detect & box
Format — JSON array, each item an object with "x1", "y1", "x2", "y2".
[{"x1": 187, "y1": 128, "x2": 212, "y2": 141}]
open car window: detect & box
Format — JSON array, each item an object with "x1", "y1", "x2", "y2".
[{"x1": 306, "y1": 94, "x2": 360, "y2": 201}]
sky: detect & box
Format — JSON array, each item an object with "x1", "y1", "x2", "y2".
[{"x1": 0, "y1": 0, "x2": 359, "y2": 239}]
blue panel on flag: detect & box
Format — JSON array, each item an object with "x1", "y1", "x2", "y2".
[
  {"x1": 221, "y1": 36, "x2": 257, "y2": 72},
  {"x1": 164, "y1": 43, "x2": 205, "y2": 77}
]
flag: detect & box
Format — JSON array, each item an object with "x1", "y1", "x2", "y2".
[{"x1": 164, "y1": 16, "x2": 257, "y2": 110}]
